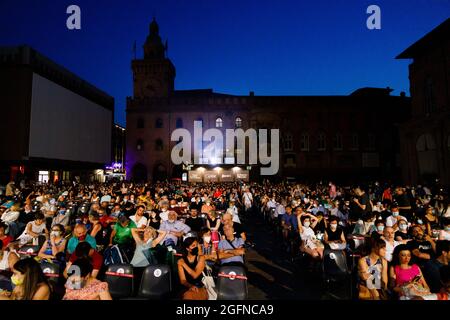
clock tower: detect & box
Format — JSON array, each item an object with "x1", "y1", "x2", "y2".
[{"x1": 132, "y1": 18, "x2": 176, "y2": 98}]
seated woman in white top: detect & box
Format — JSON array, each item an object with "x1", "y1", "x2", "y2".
[
  {"x1": 297, "y1": 212, "x2": 324, "y2": 259},
  {"x1": 17, "y1": 213, "x2": 48, "y2": 246},
  {"x1": 0, "y1": 240, "x2": 19, "y2": 273},
  {"x1": 439, "y1": 218, "x2": 450, "y2": 241}
]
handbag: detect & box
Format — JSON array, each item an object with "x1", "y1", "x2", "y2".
[{"x1": 201, "y1": 266, "x2": 217, "y2": 300}]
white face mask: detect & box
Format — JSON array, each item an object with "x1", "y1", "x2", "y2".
[
  {"x1": 203, "y1": 236, "x2": 211, "y2": 243},
  {"x1": 330, "y1": 224, "x2": 337, "y2": 230},
  {"x1": 399, "y1": 224, "x2": 408, "y2": 231},
  {"x1": 51, "y1": 231, "x2": 61, "y2": 237},
  {"x1": 303, "y1": 221, "x2": 311, "y2": 228},
  {"x1": 392, "y1": 211, "x2": 399, "y2": 217}
]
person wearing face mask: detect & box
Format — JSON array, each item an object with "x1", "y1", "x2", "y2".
[
  {"x1": 63, "y1": 258, "x2": 112, "y2": 300},
  {"x1": 177, "y1": 237, "x2": 208, "y2": 300},
  {"x1": 323, "y1": 216, "x2": 346, "y2": 250},
  {"x1": 51, "y1": 204, "x2": 70, "y2": 227},
  {"x1": 297, "y1": 212, "x2": 323, "y2": 260},
  {"x1": 198, "y1": 227, "x2": 217, "y2": 265},
  {"x1": 371, "y1": 219, "x2": 386, "y2": 240},
  {"x1": 67, "y1": 224, "x2": 97, "y2": 255},
  {"x1": 130, "y1": 226, "x2": 167, "y2": 267},
  {"x1": 386, "y1": 204, "x2": 408, "y2": 229},
  {"x1": 395, "y1": 219, "x2": 412, "y2": 241},
  {"x1": 424, "y1": 206, "x2": 440, "y2": 238},
  {"x1": 439, "y1": 218, "x2": 450, "y2": 241},
  {"x1": 201, "y1": 199, "x2": 214, "y2": 215},
  {"x1": 37, "y1": 224, "x2": 67, "y2": 261},
  {"x1": 0, "y1": 239, "x2": 19, "y2": 279},
  {"x1": 0, "y1": 258, "x2": 50, "y2": 300},
  {"x1": 159, "y1": 202, "x2": 170, "y2": 222},
  {"x1": 17, "y1": 212, "x2": 48, "y2": 246},
  {"x1": 159, "y1": 211, "x2": 191, "y2": 248}
]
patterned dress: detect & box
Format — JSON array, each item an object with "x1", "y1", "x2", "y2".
[{"x1": 63, "y1": 279, "x2": 109, "y2": 300}]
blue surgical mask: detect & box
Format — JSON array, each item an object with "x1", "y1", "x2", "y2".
[
  {"x1": 59, "y1": 210, "x2": 66, "y2": 215},
  {"x1": 377, "y1": 225, "x2": 385, "y2": 232},
  {"x1": 392, "y1": 212, "x2": 399, "y2": 217}
]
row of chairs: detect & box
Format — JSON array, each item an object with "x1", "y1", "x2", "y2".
[
  {"x1": 94, "y1": 264, "x2": 248, "y2": 300},
  {"x1": 17, "y1": 243, "x2": 249, "y2": 300},
  {"x1": 259, "y1": 206, "x2": 365, "y2": 299}
]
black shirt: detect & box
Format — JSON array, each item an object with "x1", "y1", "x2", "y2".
[
  {"x1": 185, "y1": 217, "x2": 206, "y2": 233},
  {"x1": 359, "y1": 193, "x2": 372, "y2": 214},
  {"x1": 422, "y1": 259, "x2": 444, "y2": 293},
  {"x1": 147, "y1": 214, "x2": 161, "y2": 230},
  {"x1": 408, "y1": 239, "x2": 434, "y2": 266},
  {"x1": 325, "y1": 227, "x2": 343, "y2": 242},
  {"x1": 395, "y1": 230, "x2": 412, "y2": 241}
]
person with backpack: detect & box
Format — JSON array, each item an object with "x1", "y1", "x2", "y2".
[{"x1": 108, "y1": 215, "x2": 137, "y2": 262}]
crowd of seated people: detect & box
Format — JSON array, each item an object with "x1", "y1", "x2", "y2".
[
  {"x1": 258, "y1": 181, "x2": 449, "y2": 300},
  {"x1": 0, "y1": 179, "x2": 448, "y2": 301}
]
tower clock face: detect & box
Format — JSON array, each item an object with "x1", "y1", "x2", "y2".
[{"x1": 142, "y1": 78, "x2": 162, "y2": 97}]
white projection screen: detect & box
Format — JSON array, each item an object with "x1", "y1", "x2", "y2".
[{"x1": 29, "y1": 73, "x2": 112, "y2": 164}]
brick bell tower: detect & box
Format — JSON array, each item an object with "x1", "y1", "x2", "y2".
[{"x1": 132, "y1": 18, "x2": 176, "y2": 98}]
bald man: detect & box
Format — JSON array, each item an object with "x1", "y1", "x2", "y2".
[
  {"x1": 219, "y1": 213, "x2": 246, "y2": 241},
  {"x1": 67, "y1": 224, "x2": 97, "y2": 254}
]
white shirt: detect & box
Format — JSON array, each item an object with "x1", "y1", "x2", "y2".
[
  {"x1": 386, "y1": 215, "x2": 407, "y2": 227},
  {"x1": 159, "y1": 210, "x2": 169, "y2": 221},
  {"x1": 300, "y1": 226, "x2": 316, "y2": 246},
  {"x1": 1, "y1": 210, "x2": 20, "y2": 223},
  {"x1": 384, "y1": 240, "x2": 401, "y2": 262},
  {"x1": 130, "y1": 215, "x2": 148, "y2": 228}
]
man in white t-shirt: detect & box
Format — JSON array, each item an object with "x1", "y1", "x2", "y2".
[
  {"x1": 386, "y1": 205, "x2": 408, "y2": 228},
  {"x1": 130, "y1": 205, "x2": 148, "y2": 228},
  {"x1": 243, "y1": 189, "x2": 253, "y2": 212}
]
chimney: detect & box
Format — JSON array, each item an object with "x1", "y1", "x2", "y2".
[
  {"x1": 249, "y1": 91, "x2": 254, "y2": 97},
  {"x1": 400, "y1": 91, "x2": 406, "y2": 97}
]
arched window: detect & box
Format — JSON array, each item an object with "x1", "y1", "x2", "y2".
[
  {"x1": 300, "y1": 133, "x2": 309, "y2": 151},
  {"x1": 424, "y1": 77, "x2": 436, "y2": 115},
  {"x1": 235, "y1": 117, "x2": 243, "y2": 128},
  {"x1": 317, "y1": 132, "x2": 326, "y2": 151},
  {"x1": 416, "y1": 134, "x2": 436, "y2": 151},
  {"x1": 176, "y1": 118, "x2": 183, "y2": 128},
  {"x1": 155, "y1": 139, "x2": 163, "y2": 151},
  {"x1": 136, "y1": 139, "x2": 144, "y2": 151},
  {"x1": 137, "y1": 118, "x2": 144, "y2": 129},
  {"x1": 155, "y1": 118, "x2": 163, "y2": 128},
  {"x1": 333, "y1": 133, "x2": 343, "y2": 150},
  {"x1": 284, "y1": 134, "x2": 293, "y2": 151},
  {"x1": 215, "y1": 117, "x2": 223, "y2": 128},
  {"x1": 416, "y1": 133, "x2": 438, "y2": 175}
]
